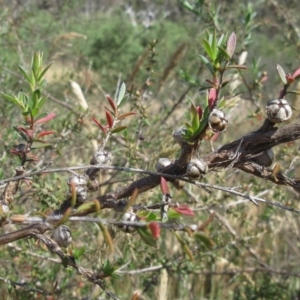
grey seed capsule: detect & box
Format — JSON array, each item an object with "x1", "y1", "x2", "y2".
[
  {"x1": 208, "y1": 109, "x2": 228, "y2": 132},
  {"x1": 266, "y1": 99, "x2": 292, "y2": 123}
]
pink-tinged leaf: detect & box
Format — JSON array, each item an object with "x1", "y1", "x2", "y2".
[
  {"x1": 226, "y1": 32, "x2": 236, "y2": 58},
  {"x1": 92, "y1": 118, "x2": 108, "y2": 134},
  {"x1": 173, "y1": 204, "x2": 195, "y2": 216},
  {"x1": 160, "y1": 177, "x2": 170, "y2": 194},
  {"x1": 17, "y1": 127, "x2": 34, "y2": 138},
  {"x1": 106, "y1": 111, "x2": 114, "y2": 128},
  {"x1": 148, "y1": 222, "x2": 160, "y2": 239},
  {"x1": 37, "y1": 130, "x2": 55, "y2": 138},
  {"x1": 260, "y1": 75, "x2": 268, "y2": 83},
  {"x1": 196, "y1": 106, "x2": 203, "y2": 119},
  {"x1": 34, "y1": 113, "x2": 56, "y2": 125},
  {"x1": 208, "y1": 88, "x2": 217, "y2": 109},
  {"x1": 292, "y1": 67, "x2": 300, "y2": 79},
  {"x1": 106, "y1": 95, "x2": 117, "y2": 113},
  {"x1": 210, "y1": 132, "x2": 219, "y2": 142},
  {"x1": 118, "y1": 112, "x2": 136, "y2": 120},
  {"x1": 276, "y1": 64, "x2": 287, "y2": 84}
]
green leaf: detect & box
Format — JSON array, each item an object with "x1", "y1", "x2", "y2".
[
  {"x1": 32, "y1": 52, "x2": 41, "y2": 79},
  {"x1": 199, "y1": 55, "x2": 214, "y2": 75},
  {"x1": 211, "y1": 31, "x2": 217, "y2": 60},
  {"x1": 38, "y1": 62, "x2": 54, "y2": 81},
  {"x1": 217, "y1": 45, "x2": 231, "y2": 60},
  {"x1": 117, "y1": 82, "x2": 126, "y2": 106},
  {"x1": 137, "y1": 227, "x2": 157, "y2": 248},
  {"x1": 202, "y1": 39, "x2": 215, "y2": 61},
  {"x1": 18, "y1": 65, "x2": 32, "y2": 84},
  {"x1": 194, "y1": 232, "x2": 214, "y2": 249},
  {"x1": 276, "y1": 64, "x2": 287, "y2": 84},
  {"x1": 76, "y1": 201, "x2": 96, "y2": 213},
  {"x1": 13, "y1": 126, "x2": 30, "y2": 142},
  {"x1": 217, "y1": 33, "x2": 226, "y2": 47},
  {"x1": 191, "y1": 105, "x2": 200, "y2": 132},
  {"x1": 199, "y1": 85, "x2": 212, "y2": 91},
  {"x1": 194, "y1": 106, "x2": 210, "y2": 136},
  {"x1": 1, "y1": 92, "x2": 22, "y2": 107},
  {"x1": 179, "y1": 0, "x2": 196, "y2": 13},
  {"x1": 111, "y1": 126, "x2": 127, "y2": 134},
  {"x1": 73, "y1": 245, "x2": 86, "y2": 259}
]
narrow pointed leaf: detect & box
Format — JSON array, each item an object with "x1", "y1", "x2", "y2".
[
  {"x1": 292, "y1": 67, "x2": 300, "y2": 79},
  {"x1": 118, "y1": 112, "x2": 136, "y2": 120},
  {"x1": 199, "y1": 55, "x2": 214, "y2": 75},
  {"x1": 194, "y1": 232, "x2": 214, "y2": 249},
  {"x1": 76, "y1": 201, "x2": 96, "y2": 213},
  {"x1": 92, "y1": 118, "x2": 107, "y2": 134},
  {"x1": 106, "y1": 95, "x2": 117, "y2": 114},
  {"x1": 38, "y1": 62, "x2": 54, "y2": 81},
  {"x1": 137, "y1": 227, "x2": 157, "y2": 248},
  {"x1": 1, "y1": 93, "x2": 21, "y2": 106},
  {"x1": 217, "y1": 46, "x2": 231, "y2": 60},
  {"x1": 18, "y1": 65, "x2": 32, "y2": 84},
  {"x1": 106, "y1": 111, "x2": 114, "y2": 128},
  {"x1": 202, "y1": 39, "x2": 215, "y2": 60},
  {"x1": 34, "y1": 113, "x2": 56, "y2": 125},
  {"x1": 160, "y1": 177, "x2": 170, "y2": 194},
  {"x1": 208, "y1": 88, "x2": 217, "y2": 109},
  {"x1": 100, "y1": 224, "x2": 114, "y2": 253},
  {"x1": 111, "y1": 126, "x2": 127, "y2": 134},
  {"x1": 198, "y1": 211, "x2": 216, "y2": 231},
  {"x1": 173, "y1": 204, "x2": 195, "y2": 216},
  {"x1": 276, "y1": 64, "x2": 287, "y2": 84},
  {"x1": 37, "y1": 130, "x2": 55, "y2": 138},
  {"x1": 54, "y1": 208, "x2": 71, "y2": 227}
]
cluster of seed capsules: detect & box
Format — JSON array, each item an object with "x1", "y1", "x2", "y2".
[
  {"x1": 51, "y1": 99, "x2": 293, "y2": 244},
  {"x1": 171, "y1": 98, "x2": 293, "y2": 180}
]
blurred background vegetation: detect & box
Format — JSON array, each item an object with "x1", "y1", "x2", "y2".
[{"x1": 1, "y1": 0, "x2": 300, "y2": 299}]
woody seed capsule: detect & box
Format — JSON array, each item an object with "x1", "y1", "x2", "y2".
[
  {"x1": 156, "y1": 158, "x2": 172, "y2": 172},
  {"x1": 266, "y1": 99, "x2": 292, "y2": 123},
  {"x1": 51, "y1": 225, "x2": 72, "y2": 248},
  {"x1": 186, "y1": 157, "x2": 208, "y2": 179},
  {"x1": 208, "y1": 109, "x2": 228, "y2": 132}
]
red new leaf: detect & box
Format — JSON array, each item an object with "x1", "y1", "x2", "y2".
[
  {"x1": 173, "y1": 204, "x2": 195, "y2": 216},
  {"x1": 37, "y1": 130, "x2": 55, "y2": 138},
  {"x1": 106, "y1": 111, "x2": 114, "y2": 128},
  {"x1": 92, "y1": 118, "x2": 108, "y2": 134},
  {"x1": 34, "y1": 113, "x2": 56, "y2": 125},
  {"x1": 160, "y1": 177, "x2": 170, "y2": 194},
  {"x1": 118, "y1": 112, "x2": 136, "y2": 120},
  {"x1": 208, "y1": 88, "x2": 217, "y2": 109},
  {"x1": 148, "y1": 222, "x2": 160, "y2": 239},
  {"x1": 17, "y1": 127, "x2": 34, "y2": 138},
  {"x1": 196, "y1": 106, "x2": 203, "y2": 119},
  {"x1": 106, "y1": 95, "x2": 117, "y2": 114}
]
